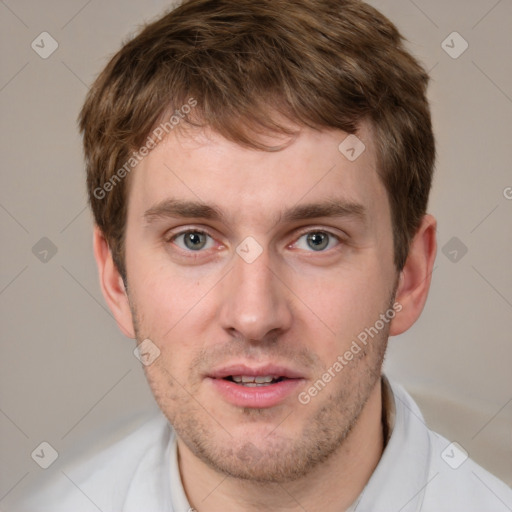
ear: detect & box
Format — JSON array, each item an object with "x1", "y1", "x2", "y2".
[
  {"x1": 389, "y1": 214, "x2": 437, "y2": 336},
  {"x1": 93, "y1": 225, "x2": 136, "y2": 338}
]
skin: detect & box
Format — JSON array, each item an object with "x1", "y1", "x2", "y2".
[{"x1": 94, "y1": 120, "x2": 437, "y2": 512}]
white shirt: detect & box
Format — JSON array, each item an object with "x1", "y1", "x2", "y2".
[{"x1": 15, "y1": 377, "x2": 512, "y2": 511}]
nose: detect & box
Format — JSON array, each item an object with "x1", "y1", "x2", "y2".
[{"x1": 218, "y1": 245, "x2": 293, "y2": 342}]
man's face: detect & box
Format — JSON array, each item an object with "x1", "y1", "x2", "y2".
[{"x1": 123, "y1": 122, "x2": 398, "y2": 482}]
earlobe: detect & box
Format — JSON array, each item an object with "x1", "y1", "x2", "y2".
[
  {"x1": 389, "y1": 214, "x2": 437, "y2": 336},
  {"x1": 93, "y1": 226, "x2": 136, "y2": 338}
]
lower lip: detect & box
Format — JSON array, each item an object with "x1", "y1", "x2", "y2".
[{"x1": 207, "y1": 378, "x2": 304, "y2": 408}]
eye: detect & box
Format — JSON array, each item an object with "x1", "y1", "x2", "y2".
[
  {"x1": 293, "y1": 231, "x2": 340, "y2": 252},
  {"x1": 170, "y1": 230, "x2": 215, "y2": 251}
]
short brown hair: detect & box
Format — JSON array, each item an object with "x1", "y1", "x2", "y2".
[{"x1": 79, "y1": 0, "x2": 435, "y2": 281}]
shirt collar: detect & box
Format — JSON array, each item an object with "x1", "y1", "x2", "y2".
[
  {"x1": 348, "y1": 376, "x2": 432, "y2": 512},
  {"x1": 381, "y1": 374, "x2": 396, "y2": 448},
  {"x1": 169, "y1": 427, "x2": 193, "y2": 512}
]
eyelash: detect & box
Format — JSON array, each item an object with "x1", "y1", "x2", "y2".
[{"x1": 166, "y1": 227, "x2": 344, "y2": 255}]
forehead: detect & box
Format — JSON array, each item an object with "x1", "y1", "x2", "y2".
[{"x1": 126, "y1": 122, "x2": 387, "y2": 229}]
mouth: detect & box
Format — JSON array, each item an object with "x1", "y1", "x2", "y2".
[{"x1": 206, "y1": 364, "x2": 305, "y2": 408}]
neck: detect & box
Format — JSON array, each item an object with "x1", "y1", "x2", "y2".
[{"x1": 178, "y1": 379, "x2": 384, "y2": 512}]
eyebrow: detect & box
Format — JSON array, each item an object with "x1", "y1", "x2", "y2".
[
  {"x1": 281, "y1": 200, "x2": 366, "y2": 224},
  {"x1": 144, "y1": 199, "x2": 226, "y2": 224},
  {"x1": 143, "y1": 198, "x2": 366, "y2": 226}
]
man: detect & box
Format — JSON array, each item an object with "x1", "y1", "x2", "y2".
[{"x1": 20, "y1": 0, "x2": 511, "y2": 510}]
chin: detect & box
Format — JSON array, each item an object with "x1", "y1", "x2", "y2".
[
  {"x1": 200, "y1": 443, "x2": 323, "y2": 483},
  {"x1": 177, "y1": 409, "x2": 353, "y2": 484}
]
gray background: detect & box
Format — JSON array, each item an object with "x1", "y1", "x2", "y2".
[{"x1": 1, "y1": 0, "x2": 511, "y2": 506}]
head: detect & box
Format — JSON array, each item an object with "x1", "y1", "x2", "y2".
[{"x1": 82, "y1": 0, "x2": 437, "y2": 483}]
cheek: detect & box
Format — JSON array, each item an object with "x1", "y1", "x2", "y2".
[
  {"x1": 127, "y1": 243, "x2": 197, "y2": 315},
  {"x1": 132, "y1": 274, "x2": 204, "y2": 338},
  {"x1": 292, "y1": 259, "x2": 392, "y2": 355},
  {"x1": 127, "y1": 256, "x2": 217, "y2": 366}
]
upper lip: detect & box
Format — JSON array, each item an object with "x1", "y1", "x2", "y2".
[{"x1": 207, "y1": 363, "x2": 305, "y2": 380}]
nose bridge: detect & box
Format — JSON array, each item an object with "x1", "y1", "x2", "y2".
[{"x1": 219, "y1": 245, "x2": 291, "y2": 340}]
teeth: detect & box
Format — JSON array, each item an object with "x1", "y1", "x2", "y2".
[
  {"x1": 255, "y1": 376, "x2": 274, "y2": 383},
  {"x1": 231, "y1": 375, "x2": 277, "y2": 385}
]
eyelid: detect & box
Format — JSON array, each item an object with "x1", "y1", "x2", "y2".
[
  {"x1": 292, "y1": 225, "x2": 347, "y2": 242},
  {"x1": 165, "y1": 226, "x2": 211, "y2": 242}
]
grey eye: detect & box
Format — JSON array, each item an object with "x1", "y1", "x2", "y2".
[
  {"x1": 183, "y1": 231, "x2": 207, "y2": 250},
  {"x1": 172, "y1": 231, "x2": 213, "y2": 251},
  {"x1": 306, "y1": 232, "x2": 330, "y2": 251},
  {"x1": 293, "y1": 231, "x2": 340, "y2": 252}
]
